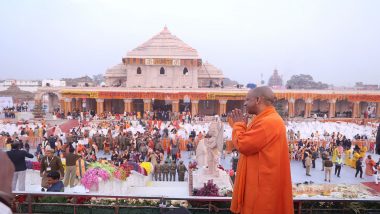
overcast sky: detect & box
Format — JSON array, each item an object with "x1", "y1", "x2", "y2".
[{"x1": 1, "y1": 0, "x2": 379, "y2": 86}]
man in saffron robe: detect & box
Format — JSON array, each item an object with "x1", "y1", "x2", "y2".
[{"x1": 230, "y1": 86, "x2": 293, "y2": 214}]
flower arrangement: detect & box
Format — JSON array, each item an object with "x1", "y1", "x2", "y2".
[
  {"x1": 89, "y1": 162, "x2": 116, "y2": 175},
  {"x1": 81, "y1": 168, "x2": 110, "y2": 190},
  {"x1": 139, "y1": 162, "x2": 152, "y2": 175},
  {"x1": 194, "y1": 180, "x2": 220, "y2": 197},
  {"x1": 219, "y1": 187, "x2": 233, "y2": 197},
  {"x1": 188, "y1": 161, "x2": 198, "y2": 170},
  {"x1": 113, "y1": 167, "x2": 127, "y2": 181},
  {"x1": 120, "y1": 162, "x2": 133, "y2": 178}
]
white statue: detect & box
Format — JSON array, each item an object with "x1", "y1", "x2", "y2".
[{"x1": 203, "y1": 119, "x2": 224, "y2": 176}]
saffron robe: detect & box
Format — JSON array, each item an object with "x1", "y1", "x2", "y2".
[{"x1": 230, "y1": 106, "x2": 293, "y2": 214}]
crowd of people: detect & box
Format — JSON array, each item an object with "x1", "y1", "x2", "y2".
[
  {"x1": 1, "y1": 108, "x2": 379, "y2": 196},
  {"x1": 1, "y1": 102, "x2": 30, "y2": 118},
  {"x1": 288, "y1": 125, "x2": 380, "y2": 183}
]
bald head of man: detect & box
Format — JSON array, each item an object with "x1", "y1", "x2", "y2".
[{"x1": 244, "y1": 86, "x2": 275, "y2": 115}]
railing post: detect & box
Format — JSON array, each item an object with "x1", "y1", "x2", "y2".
[
  {"x1": 27, "y1": 194, "x2": 32, "y2": 214},
  {"x1": 298, "y1": 201, "x2": 302, "y2": 214}
]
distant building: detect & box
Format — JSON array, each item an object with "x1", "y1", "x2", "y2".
[
  {"x1": 0, "y1": 79, "x2": 41, "y2": 92},
  {"x1": 355, "y1": 82, "x2": 379, "y2": 90},
  {"x1": 268, "y1": 69, "x2": 283, "y2": 88},
  {"x1": 61, "y1": 76, "x2": 94, "y2": 87},
  {"x1": 42, "y1": 79, "x2": 66, "y2": 87}
]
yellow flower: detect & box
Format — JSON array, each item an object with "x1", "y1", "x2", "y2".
[{"x1": 140, "y1": 162, "x2": 153, "y2": 174}]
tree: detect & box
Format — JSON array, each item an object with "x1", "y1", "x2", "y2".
[
  {"x1": 92, "y1": 74, "x2": 104, "y2": 86},
  {"x1": 286, "y1": 74, "x2": 329, "y2": 89}
]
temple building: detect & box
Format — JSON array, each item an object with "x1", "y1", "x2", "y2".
[
  {"x1": 33, "y1": 27, "x2": 380, "y2": 118},
  {"x1": 104, "y1": 27, "x2": 223, "y2": 89},
  {"x1": 268, "y1": 69, "x2": 283, "y2": 88}
]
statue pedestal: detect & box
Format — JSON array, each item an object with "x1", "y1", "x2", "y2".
[{"x1": 192, "y1": 167, "x2": 233, "y2": 195}]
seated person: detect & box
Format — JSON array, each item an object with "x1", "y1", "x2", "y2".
[{"x1": 46, "y1": 171, "x2": 64, "y2": 192}]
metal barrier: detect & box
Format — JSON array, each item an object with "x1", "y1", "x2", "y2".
[{"x1": 12, "y1": 192, "x2": 380, "y2": 214}]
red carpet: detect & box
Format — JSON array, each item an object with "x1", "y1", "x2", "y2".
[
  {"x1": 361, "y1": 182, "x2": 380, "y2": 194},
  {"x1": 59, "y1": 120, "x2": 79, "y2": 133}
]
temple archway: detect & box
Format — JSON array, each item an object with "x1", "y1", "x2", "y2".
[
  {"x1": 133, "y1": 99, "x2": 144, "y2": 114},
  {"x1": 153, "y1": 100, "x2": 172, "y2": 112},
  {"x1": 198, "y1": 100, "x2": 219, "y2": 116},
  {"x1": 41, "y1": 92, "x2": 60, "y2": 113},
  {"x1": 274, "y1": 98, "x2": 288, "y2": 117},
  {"x1": 311, "y1": 99, "x2": 329, "y2": 117},
  {"x1": 335, "y1": 99, "x2": 352, "y2": 118},
  {"x1": 226, "y1": 100, "x2": 244, "y2": 113},
  {"x1": 179, "y1": 99, "x2": 191, "y2": 113},
  {"x1": 295, "y1": 99, "x2": 306, "y2": 117}
]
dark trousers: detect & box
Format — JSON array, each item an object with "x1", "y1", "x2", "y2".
[
  {"x1": 355, "y1": 167, "x2": 363, "y2": 178},
  {"x1": 302, "y1": 159, "x2": 306, "y2": 168},
  {"x1": 312, "y1": 159, "x2": 316, "y2": 168},
  {"x1": 335, "y1": 165, "x2": 341, "y2": 177}
]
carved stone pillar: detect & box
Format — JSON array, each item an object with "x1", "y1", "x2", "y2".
[
  {"x1": 352, "y1": 101, "x2": 360, "y2": 118},
  {"x1": 191, "y1": 100, "x2": 199, "y2": 116},
  {"x1": 76, "y1": 98, "x2": 82, "y2": 112},
  {"x1": 377, "y1": 103, "x2": 380, "y2": 118},
  {"x1": 124, "y1": 99, "x2": 133, "y2": 113},
  {"x1": 59, "y1": 99, "x2": 65, "y2": 113},
  {"x1": 305, "y1": 98, "x2": 313, "y2": 118},
  {"x1": 219, "y1": 100, "x2": 227, "y2": 115},
  {"x1": 104, "y1": 99, "x2": 112, "y2": 113},
  {"x1": 288, "y1": 98, "x2": 295, "y2": 118},
  {"x1": 96, "y1": 99, "x2": 104, "y2": 115},
  {"x1": 328, "y1": 99, "x2": 336, "y2": 118},
  {"x1": 64, "y1": 98, "x2": 72, "y2": 116},
  {"x1": 143, "y1": 99, "x2": 152, "y2": 112},
  {"x1": 171, "y1": 100, "x2": 179, "y2": 113}
]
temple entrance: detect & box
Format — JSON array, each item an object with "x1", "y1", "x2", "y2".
[
  {"x1": 311, "y1": 99, "x2": 329, "y2": 117},
  {"x1": 198, "y1": 100, "x2": 219, "y2": 116},
  {"x1": 274, "y1": 99, "x2": 288, "y2": 118},
  {"x1": 226, "y1": 100, "x2": 244, "y2": 113},
  {"x1": 179, "y1": 100, "x2": 191, "y2": 113},
  {"x1": 295, "y1": 99, "x2": 306, "y2": 117},
  {"x1": 335, "y1": 100, "x2": 352, "y2": 118},
  {"x1": 41, "y1": 92, "x2": 60, "y2": 113},
  {"x1": 110, "y1": 99, "x2": 124, "y2": 114},
  {"x1": 153, "y1": 100, "x2": 172, "y2": 111},
  {"x1": 86, "y1": 98, "x2": 97, "y2": 113},
  {"x1": 133, "y1": 99, "x2": 144, "y2": 114}
]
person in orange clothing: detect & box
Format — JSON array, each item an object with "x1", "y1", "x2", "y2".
[
  {"x1": 365, "y1": 155, "x2": 376, "y2": 176},
  {"x1": 229, "y1": 86, "x2": 293, "y2": 214}
]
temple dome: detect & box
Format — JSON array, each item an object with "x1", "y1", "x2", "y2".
[
  {"x1": 126, "y1": 26, "x2": 200, "y2": 59},
  {"x1": 104, "y1": 63, "x2": 127, "y2": 78},
  {"x1": 268, "y1": 69, "x2": 283, "y2": 87},
  {"x1": 198, "y1": 62, "x2": 224, "y2": 79}
]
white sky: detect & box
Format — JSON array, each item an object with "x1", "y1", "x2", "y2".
[{"x1": 0, "y1": 0, "x2": 379, "y2": 86}]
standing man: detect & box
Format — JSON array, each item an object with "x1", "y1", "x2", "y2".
[
  {"x1": 162, "y1": 160, "x2": 170, "y2": 181},
  {"x1": 40, "y1": 147, "x2": 65, "y2": 191},
  {"x1": 305, "y1": 152, "x2": 312, "y2": 176},
  {"x1": 229, "y1": 86, "x2": 293, "y2": 214},
  {"x1": 177, "y1": 160, "x2": 187, "y2": 181},
  {"x1": 335, "y1": 154, "x2": 343, "y2": 177},
  {"x1": 7, "y1": 143, "x2": 34, "y2": 191},
  {"x1": 324, "y1": 157, "x2": 333, "y2": 182},
  {"x1": 169, "y1": 161, "x2": 177, "y2": 181},
  {"x1": 64, "y1": 147, "x2": 80, "y2": 188}
]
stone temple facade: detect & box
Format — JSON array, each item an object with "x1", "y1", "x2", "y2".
[{"x1": 104, "y1": 27, "x2": 224, "y2": 88}]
